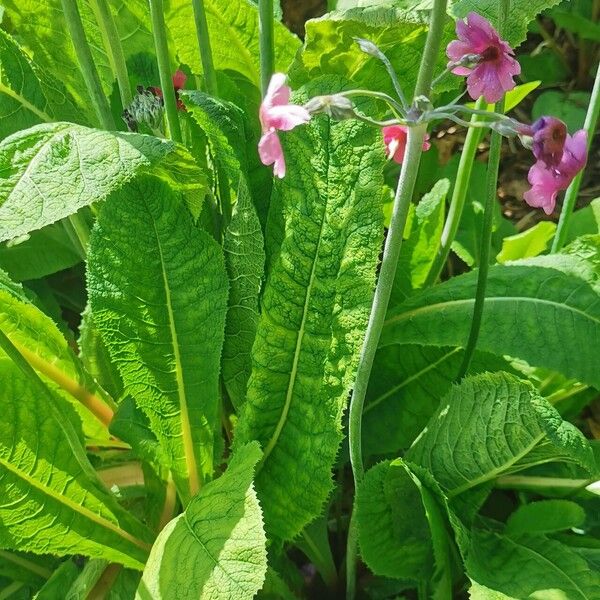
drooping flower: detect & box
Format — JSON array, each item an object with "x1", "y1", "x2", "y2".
[
  {"x1": 382, "y1": 125, "x2": 431, "y2": 164},
  {"x1": 523, "y1": 130, "x2": 587, "y2": 215},
  {"x1": 447, "y1": 12, "x2": 520, "y2": 103},
  {"x1": 149, "y1": 70, "x2": 187, "y2": 110},
  {"x1": 530, "y1": 116, "x2": 568, "y2": 166},
  {"x1": 258, "y1": 73, "x2": 311, "y2": 178}
]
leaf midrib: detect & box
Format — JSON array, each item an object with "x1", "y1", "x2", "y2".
[{"x1": 0, "y1": 82, "x2": 53, "y2": 123}]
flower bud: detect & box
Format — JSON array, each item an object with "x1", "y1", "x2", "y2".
[
  {"x1": 354, "y1": 37, "x2": 386, "y2": 61},
  {"x1": 304, "y1": 94, "x2": 357, "y2": 121}
]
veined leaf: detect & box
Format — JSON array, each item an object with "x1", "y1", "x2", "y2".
[
  {"x1": 136, "y1": 443, "x2": 267, "y2": 600},
  {"x1": 450, "y1": 0, "x2": 563, "y2": 47},
  {"x1": 0, "y1": 29, "x2": 83, "y2": 139},
  {"x1": 0, "y1": 122, "x2": 205, "y2": 243},
  {"x1": 0, "y1": 269, "x2": 114, "y2": 439},
  {"x1": 290, "y1": 6, "x2": 456, "y2": 102},
  {"x1": 165, "y1": 0, "x2": 300, "y2": 86},
  {"x1": 381, "y1": 255, "x2": 600, "y2": 388},
  {"x1": 223, "y1": 179, "x2": 265, "y2": 409},
  {"x1": 234, "y1": 85, "x2": 385, "y2": 540},
  {"x1": 0, "y1": 358, "x2": 153, "y2": 569},
  {"x1": 407, "y1": 373, "x2": 595, "y2": 499},
  {"x1": 467, "y1": 529, "x2": 600, "y2": 599},
  {"x1": 88, "y1": 176, "x2": 229, "y2": 503}
]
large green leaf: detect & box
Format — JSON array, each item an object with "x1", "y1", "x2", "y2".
[
  {"x1": 505, "y1": 500, "x2": 585, "y2": 536},
  {"x1": 88, "y1": 176, "x2": 229, "y2": 503},
  {"x1": 165, "y1": 0, "x2": 300, "y2": 86},
  {"x1": 290, "y1": 6, "x2": 455, "y2": 102},
  {"x1": 0, "y1": 270, "x2": 114, "y2": 440},
  {"x1": 234, "y1": 84, "x2": 385, "y2": 540},
  {"x1": 407, "y1": 373, "x2": 595, "y2": 499},
  {"x1": 0, "y1": 358, "x2": 153, "y2": 569},
  {"x1": 0, "y1": 29, "x2": 83, "y2": 139},
  {"x1": 223, "y1": 179, "x2": 265, "y2": 409},
  {"x1": 381, "y1": 254, "x2": 600, "y2": 388},
  {"x1": 467, "y1": 528, "x2": 600, "y2": 599},
  {"x1": 0, "y1": 122, "x2": 205, "y2": 243},
  {"x1": 451, "y1": 0, "x2": 565, "y2": 48},
  {"x1": 136, "y1": 443, "x2": 267, "y2": 600}
]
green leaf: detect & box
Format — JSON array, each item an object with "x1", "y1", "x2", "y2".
[
  {"x1": 0, "y1": 269, "x2": 114, "y2": 440},
  {"x1": 223, "y1": 179, "x2": 265, "y2": 409},
  {"x1": 0, "y1": 122, "x2": 205, "y2": 243},
  {"x1": 0, "y1": 29, "x2": 83, "y2": 139},
  {"x1": 506, "y1": 500, "x2": 586, "y2": 535},
  {"x1": 165, "y1": 0, "x2": 300, "y2": 86},
  {"x1": 136, "y1": 443, "x2": 267, "y2": 600},
  {"x1": 34, "y1": 560, "x2": 80, "y2": 600},
  {"x1": 552, "y1": 10, "x2": 600, "y2": 41},
  {"x1": 467, "y1": 529, "x2": 600, "y2": 599},
  {"x1": 407, "y1": 373, "x2": 595, "y2": 499},
  {"x1": 0, "y1": 358, "x2": 153, "y2": 569},
  {"x1": 88, "y1": 176, "x2": 229, "y2": 503},
  {"x1": 566, "y1": 198, "x2": 600, "y2": 244},
  {"x1": 450, "y1": 0, "x2": 563, "y2": 47},
  {"x1": 392, "y1": 179, "x2": 449, "y2": 302},
  {"x1": 519, "y1": 51, "x2": 569, "y2": 87},
  {"x1": 234, "y1": 82, "x2": 385, "y2": 540},
  {"x1": 496, "y1": 221, "x2": 556, "y2": 263},
  {"x1": 290, "y1": 6, "x2": 455, "y2": 101},
  {"x1": 0, "y1": 222, "x2": 81, "y2": 281},
  {"x1": 381, "y1": 255, "x2": 600, "y2": 388},
  {"x1": 0, "y1": 551, "x2": 53, "y2": 588}
]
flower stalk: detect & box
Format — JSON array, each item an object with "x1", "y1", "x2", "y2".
[
  {"x1": 191, "y1": 0, "x2": 219, "y2": 97},
  {"x1": 551, "y1": 59, "x2": 600, "y2": 252},
  {"x1": 259, "y1": 0, "x2": 275, "y2": 95},
  {"x1": 148, "y1": 0, "x2": 182, "y2": 143},
  {"x1": 61, "y1": 0, "x2": 115, "y2": 130}
]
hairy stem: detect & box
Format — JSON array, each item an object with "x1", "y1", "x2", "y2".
[
  {"x1": 551, "y1": 59, "x2": 600, "y2": 252},
  {"x1": 89, "y1": 0, "x2": 132, "y2": 108},
  {"x1": 61, "y1": 0, "x2": 115, "y2": 129},
  {"x1": 425, "y1": 97, "x2": 487, "y2": 286},
  {"x1": 149, "y1": 0, "x2": 182, "y2": 142},
  {"x1": 259, "y1": 0, "x2": 275, "y2": 95},
  {"x1": 457, "y1": 98, "x2": 505, "y2": 379},
  {"x1": 191, "y1": 0, "x2": 219, "y2": 97}
]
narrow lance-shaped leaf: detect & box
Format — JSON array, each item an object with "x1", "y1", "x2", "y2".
[
  {"x1": 136, "y1": 442, "x2": 267, "y2": 600},
  {"x1": 0, "y1": 269, "x2": 114, "y2": 439},
  {"x1": 0, "y1": 358, "x2": 153, "y2": 569},
  {"x1": 234, "y1": 80, "x2": 385, "y2": 540},
  {"x1": 88, "y1": 176, "x2": 229, "y2": 503},
  {"x1": 223, "y1": 178, "x2": 265, "y2": 408},
  {"x1": 0, "y1": 122, "x2": 206, "y2": 243},
  {"x1": 381, "y1": 254, "x2": 600, "y2": 388}
]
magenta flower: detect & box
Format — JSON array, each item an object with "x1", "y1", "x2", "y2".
[
  {"x1": 447, "y1": 12, "x2": 520, "y2": 103},
  {"x1": 383, "y1": 125, "x2": 431, "y2": 164},
  {"x1": 523, "y1": 130, "x2": 587, "y2": 215},
  {"x1": 530, "y1": 116, "x2": 568, "y2": 166},
  {"x1": 258, "y1": 73, "x2": 310, "y2": 178}
]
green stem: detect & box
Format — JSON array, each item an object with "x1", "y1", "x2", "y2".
[
  {"x1": 258, "y1": 0, "x2": 275, "y2": 95},
  {"x1": 414, "y1": 0, "x2": 447, "y2": 98},
  {"x1": 456, "y1": 98, "x2": 505, "y2": 379},
  {"x1": 61, "y1": 0, "x2": 115, "y2": 130},
  {"x1": 68, "y1": 212, "x2": 91, "y2": 255},
  {"x1": 551, "y1": 59, "x2": 600, "y2": 252},
  {"x1": 89, "y1": 0, "x2": 132, "y2": 108},
  {"x1": 148, "y1": 0, "x2": 182, "y2": 143},
  {"x1": 191, "y1": 0, "x2": 219, "y2": 97},
  {"x1": 425, "y1": 97, "x2": 487, "y2": 286}
]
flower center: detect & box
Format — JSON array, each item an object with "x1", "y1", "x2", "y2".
[{"x1": 481, "y1": 45, "x2": 501, "y2": 62}]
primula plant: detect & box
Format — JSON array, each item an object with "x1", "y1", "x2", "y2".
[{"x1": 0, "y1": 0, "x2": 598, "y2": 598}]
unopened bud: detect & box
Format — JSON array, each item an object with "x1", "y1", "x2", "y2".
[
  {"x1": 122, "y1": 88, "x2": 164, "y2": 132},
  {"x1": 489, "y1": 117, "x2": 528, "y2": 138},
  {"x1": 304, "y1": 94, "x2": 356, "y2": 121},
  {"x1": 354, "y1": 37, "x2": 386, "y2": 61}
]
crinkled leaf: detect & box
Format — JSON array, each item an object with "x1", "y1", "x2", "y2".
[
  {"x1": 0, "y1": 29, "x2": 83, "y2": 139},
  {"x1": 467, "y1": 529, "x2": 600, "y2": 599},
  {"x1": 0, "y1": 358, "x2": 153, "y2": 569},
  {"x1": 407, "y1": 373, "x2": 595, "y2": 499},
  {"x1": 450, "y1": 0, "x2": 563, "y2": 47},
  {"x1": 0, "y1": 270, "x2": 113, "y2": 440},
  {"x1": 223, "y1": 179, "x2": 265, "y2": 409},
  {"x1": 382, "y1": 255, "x2": 600, "y2": 388},
  {"x1": 234, "y1": 82, "x2": 385, "y2": 540},
  {"x1": 136, "y1": 443, "x2": 267, "y2": 600},
  {"x1": 88, "y1": 176, "x2": 229, "y2": 503},
  {"x1": 0, "y1": 122, "x2": 205, "y2": 242}
]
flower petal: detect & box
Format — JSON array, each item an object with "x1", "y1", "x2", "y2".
[
  {"x1": 264, "y1": 73, "x2": 290, "y2": 108},
  {"x1": 258, "y1": 130, "x2": 285, "y2": 172},
  {"x1": 264, "y1": 104, "x2": 311, "y2": 131}
]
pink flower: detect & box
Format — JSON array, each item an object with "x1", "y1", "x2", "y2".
[
  {"x1": 523, "y1": 130, "x2": 587, "y2": 215},
  {"x1": 382, "y1": 125, "x2": 431, "y2": 164},
  {"x1": 530, "y1": 116, "x2": 567, "y2": 166},
  {"x1": 258, "y1": 73, "x2": 310, "y2": 178},
  {"x1": 447, "y1": 12, "x2": 520, "y2": 103}
]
